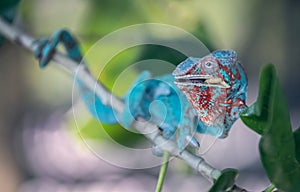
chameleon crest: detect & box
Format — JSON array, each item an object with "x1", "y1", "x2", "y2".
[{"x1": 173, "y1": 50, "x2": 248, "y2": 138}]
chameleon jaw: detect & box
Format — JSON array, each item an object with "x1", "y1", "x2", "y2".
[
  {"x1": 174, "y1": 74, "x2": 230, "y2": 88},
  {"x1": 204, "y1": 77, "x2": 230, "y2": 88}
]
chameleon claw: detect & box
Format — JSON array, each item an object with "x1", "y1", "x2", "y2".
[
  {"x1": 33, "y1": 39, "x2": 49, "y2": 67},
  {"x1": 34, "y1": 30, "x2": 82, "y2": 68}
]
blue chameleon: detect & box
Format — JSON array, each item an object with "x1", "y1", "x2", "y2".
[{"x1": 34, "y1": 30, "x2": 248, "y2": 153}]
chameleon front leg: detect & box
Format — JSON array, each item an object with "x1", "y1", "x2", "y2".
[
  {"x1": 34, "y1": 29, "x2": 118, "y2": 124},
  {"x1": 122, "y1": 73, "x2": 200, "y2": 153},
  {"x1": 176, "y1": 108, "x2": 200, "y2": 150}
]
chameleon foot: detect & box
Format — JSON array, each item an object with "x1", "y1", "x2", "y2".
[
  {"x1": 33, "y1": 29, "x2": 82, "y2": 67},
  {"x1": 151, "y1": 145, "x2": 164, "y2": 157}
]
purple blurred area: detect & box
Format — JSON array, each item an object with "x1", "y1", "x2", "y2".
[{"x1": 1, "y1": 0, "x2": 300, "y2": 192}]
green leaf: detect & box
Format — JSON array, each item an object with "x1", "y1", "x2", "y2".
[
  {"x1": 240, "y1": 64, "x2": 276, "y2": 135},
  {"x1": 208, "y1": 169, "x2": 238, "y2": 192},
  {"x1": 242, "y1": 64, "x2": 300, "y2": 191},
  {"x1": 294, "y1": 128, "x2": 300, "y2": 163}
]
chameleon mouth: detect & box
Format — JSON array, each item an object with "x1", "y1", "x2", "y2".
[{"x1": 174, "y1": 75, "x2": 230, "y2": 88}]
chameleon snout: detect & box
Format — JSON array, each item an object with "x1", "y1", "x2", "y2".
[{"x1": 174, "y1": 74, "x2": 229, "y2": 88}]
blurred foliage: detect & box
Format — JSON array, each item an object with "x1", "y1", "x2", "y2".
[
  {"x1": 79, "y1": 119, "x2": 147, "y2": 148},
  {"x1": 294, "y1": 127, "x2": 300, "y2": 163},
  {"x1": 0, "y1": 0, "x2": 20, "y2": 43},
  {"x1": 78, "y1": 2, "x2": 215, "y2": 146},
  {"x1": 4, "y1": 0, "x2": 299, "y2": 191},
  {"x1": 208, "y1": 169, "x2": 238, "y2": 192},
  {"x1": 136, "y1": 45, "x2": 187, "y2": 67},
  {"x1": 74, "y1": 45, "x2": 143, "y2": 146},
  {"x1": 0, "y1": 0, "x2": 19, "y2": 14},
  {"x1": 241, "y1": 64, "x2": 300, "y2": 192},
  {"x1": 82, "y1": 0, "x2": 144, "y2": 35}
]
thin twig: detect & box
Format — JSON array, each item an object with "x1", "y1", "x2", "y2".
[
  {"x1": 0, "y1": 17, "x2": 249, "y2": 191},
  {"x1": 155, "y1": 151, "x2": 170, "y2": 192}
]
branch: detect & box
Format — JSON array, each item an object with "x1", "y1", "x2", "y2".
[{"x1": 0, "y1": 17, "x2": 248, "y2": 191}]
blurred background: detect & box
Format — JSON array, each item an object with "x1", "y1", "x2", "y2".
[{"x1": 1, "y1": 0, "x2": 300, "y2": 191}]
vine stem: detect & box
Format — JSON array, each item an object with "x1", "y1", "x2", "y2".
[
  {"x1": 155, "y1": 152, "x2": 170, "y2": 192},
  {"x1": 0, "y1": 17, "x2": 248, "y2": 191},
  {"x1": 263, "y1": 184, "x2": 279, "y2": 192}
]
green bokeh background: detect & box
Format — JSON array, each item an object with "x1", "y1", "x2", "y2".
[{"x1": 1, "y1": 0, "x2": 300, "y2": 191}]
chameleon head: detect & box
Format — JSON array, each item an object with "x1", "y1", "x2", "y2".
[{"x1": 172, "y1": 50, "x2": 247, "y2": 138}]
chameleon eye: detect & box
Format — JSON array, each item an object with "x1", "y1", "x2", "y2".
[
  {"x1": 205, "y1": 62, "x2": 213, "y2": 68},
  {"x1": 202, "y1": 59, "x2": 219, "y2": 74},
  {"x1": 204, "y1": 61, "x2": 218, "y2": 69}
]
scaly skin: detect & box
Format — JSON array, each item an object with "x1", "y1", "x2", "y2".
[
  {"x1": 121, "y1": 71, "x2": 199, "y2": 150},
  {"x1": 34, "y1": 31, "x2": 248, "y2": 152},
  {"x1": 173, "y1": 50, "x2": 248, "y2": 138}
]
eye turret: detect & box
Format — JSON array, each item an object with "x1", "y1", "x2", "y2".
[
  {"x1": 200, "y1": 57, "x2": 219, "y2": 75},
  {"x1": 205, "y1": 61, "x2": 212, "y2": 68}
]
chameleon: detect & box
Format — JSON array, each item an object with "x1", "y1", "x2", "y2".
[{"x1": 33, "y1": 30, "x2": 248, "y2": 153}]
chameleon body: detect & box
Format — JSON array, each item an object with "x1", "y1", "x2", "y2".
[
  {"x1": 35, "y1": 30, "x2": 248, "y2": 151},
  {"x1": 121, "y1": 71, "x2": 199, "y2": 150}
]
